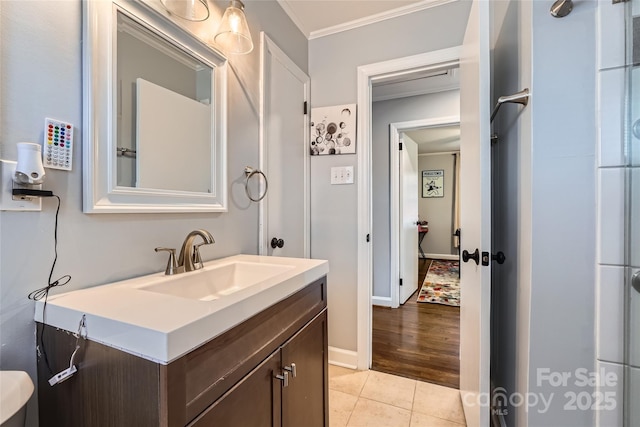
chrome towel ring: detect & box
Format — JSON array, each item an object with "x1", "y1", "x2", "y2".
[{"x1": 244, "y1": 166, "x2": 268, "y2": 202}]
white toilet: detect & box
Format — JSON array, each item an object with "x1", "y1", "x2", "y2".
[{"x1": 0, "y1": 371, "x2": 34, "y2": 427}]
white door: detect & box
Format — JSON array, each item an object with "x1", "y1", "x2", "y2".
[
  {"x1": 399, "y1": 136, "x2": 419, "y2": 304},
  {"x1": 260, "y1": 33, "x2": 310, "y2": 258},
  {"x1": 459, "y1": 1, "x2": 491, "y2": 426}
]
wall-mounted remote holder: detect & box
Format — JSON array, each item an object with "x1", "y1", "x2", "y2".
[{"x1": 43, "y1": 118, "x2": 74, "y2": 171}]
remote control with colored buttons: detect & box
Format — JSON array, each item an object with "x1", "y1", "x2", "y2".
[{"x1": 43, "y1": 118, "x2": 73, "y2": 170}]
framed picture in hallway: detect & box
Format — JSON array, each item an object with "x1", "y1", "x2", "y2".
[
  {"x1": 422, "y1": 170, "x2": 444, "y2": 198},
  {"x1": 310, "y1": 104, "x2": 356, "y2": 155}
]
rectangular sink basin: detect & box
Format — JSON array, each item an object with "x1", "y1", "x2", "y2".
[{"x1": 137, "y1": 261, "x2": 295, "y2": 301}]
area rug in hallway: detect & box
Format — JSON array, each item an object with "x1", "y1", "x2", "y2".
[{"x1": 417, "y1": 260, "x2": 460, "y2": 306}]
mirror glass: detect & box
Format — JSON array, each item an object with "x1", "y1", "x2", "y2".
[
  {"x1": 83, "y1": 0, "x2": 227, "y2": 213},
  {"x1": 116, "y1": 12, "x2": 212, "y2": 192}
]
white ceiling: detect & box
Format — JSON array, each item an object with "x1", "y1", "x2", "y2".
[
  {"x1": 277, "y1": 0, "x2": 448, "y2": 39},
  {"x1": 404, "y1": 125, "x2": 460, "y2": 154}
]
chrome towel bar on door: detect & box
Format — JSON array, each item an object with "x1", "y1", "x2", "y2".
[
  {"x1": 490, "y1": 88, "x2": 530, "y2": 123},
  {"x1": 244, "y1": 166, "x2": 268, "y2": 202}
]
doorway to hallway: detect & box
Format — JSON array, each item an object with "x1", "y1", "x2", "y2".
[
  {"x1": 359, "y1": 11, "x2": 494, "y2": 423},
  {"x1": 369, "y1": 74, "x2": 461, "y2": 388}
]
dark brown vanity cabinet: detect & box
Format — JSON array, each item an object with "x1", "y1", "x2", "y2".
[
  {"x1": 37, "y1": 277, "x2": 328, "y2": 427},
  {"x1": 189, "y1": 311, "x2": 328, "y2": 427}
]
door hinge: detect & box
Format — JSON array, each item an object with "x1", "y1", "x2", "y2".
[
  {"x1": 303, "y1": 101, "x2": 308, "y2": 115},
  {"x1": 399, "y1": 142, "x2": 403, "y2": 150},
  {"x1": 366, "y1": 234, "x2": 370, "y2": 242},
  {"x1": 399, "y1": 278, "x2": 403, "y2": 286}
]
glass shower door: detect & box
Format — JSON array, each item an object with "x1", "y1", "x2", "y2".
[{"x1": 627, "y1": 1, "x2": 640, "y2": 425}]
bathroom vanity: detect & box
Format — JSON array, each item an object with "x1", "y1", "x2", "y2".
[{"x1": 35, "y1": 255, "x2": 328, "y2": 427}]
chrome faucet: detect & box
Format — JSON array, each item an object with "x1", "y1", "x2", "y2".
[
  {"x1": 178, "y1": 229, "x2": 215, "y2": 272},
  {"x1": 155, "y1": 229, "x2": 215, "y2": 275}
]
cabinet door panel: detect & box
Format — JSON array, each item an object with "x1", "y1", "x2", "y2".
[
  {"x1": 281, "y1": 311, "x2": 328, "y2": 427},
  {"x1": 189, "y1": 350, "x2": 282, "y2": 427},
  {"x1": 180, "y1": 276, "x2": 327, "y2": 423}
]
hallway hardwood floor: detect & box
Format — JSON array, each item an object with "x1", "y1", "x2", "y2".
[{"x1": 371, "y1": 258, "x2": 461, "y2": 389}]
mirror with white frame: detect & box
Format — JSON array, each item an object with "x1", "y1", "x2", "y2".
[{"x1": 83, "y1": 0, "x2": 227, "y2": 213}]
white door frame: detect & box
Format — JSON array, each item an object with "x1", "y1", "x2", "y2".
[
  {"x1": 259, "y1": 32, "x2": 311, "y2": 257},
  {"x1": 356, "y1": 46, "x2": 461, "y2": 370},
  {"x1": 389, "y1": 117, "x2": 460, "y2": 308}
]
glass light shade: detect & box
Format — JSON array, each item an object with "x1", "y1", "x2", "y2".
[
  {"x1": 160, "y1": 0, "x2": 210, "y2": 22},
  {"x1": 214, "y1": 0, "x2": 253, "y2": 54}
]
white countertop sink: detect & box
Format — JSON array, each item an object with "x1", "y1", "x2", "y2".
[
  {"x1": 34, "y1": 255, "x2": 328, "y2": 364},
  {"x1": 137, "y1": 260, "x2": 295, "y2": 301}
]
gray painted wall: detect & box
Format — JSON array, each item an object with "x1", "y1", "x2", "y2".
[
  {"x1": 418, "y1": 152, "x2": 457, "y2": 256},
  {"x1": 0, "y1": 1, "x2": 306, "y2": 426},
  {"x1": 370, "y1": 91, "x2": 460, "y2": 300},
  {"x1": 491, "y1": 1, "x2": 526, "y2": 424},
  {"x1": 309, "y1": 0, "x2": 471, "y2": 352},
  {"x1": 492, "y1": 1, "x2": 597, "y2": 425},
  {"x1": 527, "y1": 1, "x2": 596, "y2": 425}
]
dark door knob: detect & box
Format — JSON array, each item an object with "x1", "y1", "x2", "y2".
[
  {"x1": 481, "y1": 251, "x2": 506, "y2": 266},
  {"x1": 270, "y1": 237, "x2": 284, "y2": 249},
  {"x1": 462, "y1": 248, "x2": 480, "y2": 265}
]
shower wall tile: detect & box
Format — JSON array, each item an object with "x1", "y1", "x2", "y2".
[
  {"x1": 595, "y1": 361, "x2": 623, "y2": 427},
  {"x1": 596, "y1": 265, "x2": 624, "y2": 363},
  {"x1": 597, "y1": 1, "x2": 627, "y2": 70},
  {"x1": 598, "y1": 68, "x2": 626, "y2": 167},
  {"x1": 597, "y1": 167, "x2": 625, "y2": 265},
  {"x1": 631, "y1": 366, "x2": 640, "y2": 427}
]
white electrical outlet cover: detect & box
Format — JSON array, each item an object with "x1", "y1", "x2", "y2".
[{"x1": 0, "y1": 160, "x2": 42, "y2": 211}]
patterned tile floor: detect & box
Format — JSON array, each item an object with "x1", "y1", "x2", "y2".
[{"x1": 329, "y1": 365, "x2": 467, "y2": 427}]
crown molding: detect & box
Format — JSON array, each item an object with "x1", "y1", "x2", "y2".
[{"x1": 308, "y1": 0, "x2": 458, "y2": 40}]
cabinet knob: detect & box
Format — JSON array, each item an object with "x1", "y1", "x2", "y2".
[
  {"x1": 275, "y1": 371, "x2": 289, "y2": 387},
  {"x1": 284, "y1": 363, "x2": 297, "y2": 378}
]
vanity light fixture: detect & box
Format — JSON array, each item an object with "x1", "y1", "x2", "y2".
[
  {"x1": 160, "y1": 0, "x2": 210, "y2": 22},
  {"x1": 213, "y1": 0, "x2": 253, "y2": 54}
]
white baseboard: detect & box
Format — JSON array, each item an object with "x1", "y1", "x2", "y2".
[
  {"x1": 328, "y1": 346, "x2": 358, "y2": 369},
  {"x1": 371, "y1": 296, "x2": 392, "y2": 307},
  {"x1": 423, "y1": 253, "x2": 458, "y2": 261}
]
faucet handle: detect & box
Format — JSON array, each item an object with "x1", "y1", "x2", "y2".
[
  {"x1": 192, "y1": 243, "x2": 207, "y2": 270},
  {"x1": 155, "y1": 247, "x2": 178, "y2": 275}
]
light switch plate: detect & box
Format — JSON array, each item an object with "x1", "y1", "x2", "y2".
[
  {"x1": 331, "y1": 166, "x2": 354, "y2": 185},
  {"x1": 344, "y1": 166, "x2": 354, "y2": 184}
]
